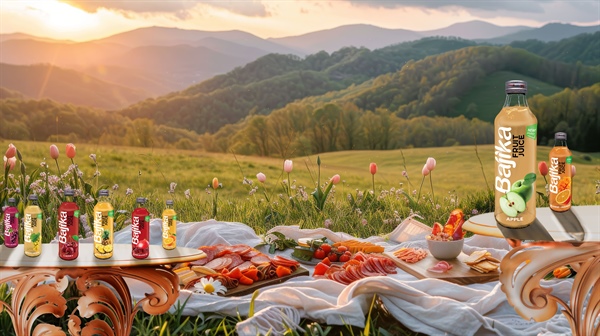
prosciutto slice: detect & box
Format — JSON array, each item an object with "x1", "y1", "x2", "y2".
[{"x1": 427, "y1": 261, "x2": 453, "y2": 273}]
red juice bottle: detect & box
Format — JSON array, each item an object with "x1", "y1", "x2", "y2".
[
  {"x1": 58, "y1": 189, "x2": 80, "y2": 260},
  {"x1": 3, "y1": 198, "x2": 19, "y2": 248},
  {"x1": 132, "y1": 197, "x2": 150, "y2": 259}
]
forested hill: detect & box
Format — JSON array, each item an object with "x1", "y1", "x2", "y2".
[
  {"x1": 510, "y1": 32, "x2": 600, "y2": 65},
  {"x1": 118, "y1": 37, "x2": 476, "y2": 133}
]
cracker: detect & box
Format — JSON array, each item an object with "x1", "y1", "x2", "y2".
[{"x1": 465, "y1": 250, "x2": 488, "y2": 264}]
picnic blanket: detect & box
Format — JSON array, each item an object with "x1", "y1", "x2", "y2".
[{"x1": 108, "y1": 219, "x2": 573, "y2": 336}]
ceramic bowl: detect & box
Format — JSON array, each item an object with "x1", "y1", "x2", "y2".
[{"x1": 426, "y1": 238, "x2": 464, "y2": 260}]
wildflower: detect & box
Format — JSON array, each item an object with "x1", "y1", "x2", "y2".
[
  {"x1": 369, "y1": 162, "x2": 377, "y2": 175},
  {"x1": 256, "y1": 172, "x2": 266, "y2": 183},
  {"x1": 571, "y1": 165, "x2": 576, "y2": 178},
  {"x1": 112, "y1": 184, "x2": 119, "y2": 191},
  {"x1": 50, "y1": 144, "x2": 59, "y2": 160},
  {"x1": 436, "y1": 204, "x2": 441, "y2": 210},
  {"x1": 193, "y1": 277, "x2": 227, "y2": 295},
  {"x1": 426, "y1": 157, "x2": 436, "y2": 172},
  {"x1": 330, "y1": 174, "x2": 341, "y2": 185},
  {"x1": 168, "y1": 182, "x2": 177, "y2": 194},
  {"x1": 89, "y1": 154, "x2": 97, "y2": 162},
  {"x1": 243, "y1": 177, "x2": 252, "y2": 185},
  {"x1": 93, "y1": 170, "x2": 101, "y2": 177},
  {"x1": 185, "y1": 189, "x2": 191, "y2": 199},
  {"x1": 361, "y1": 218, "x2": 368, "y2": 226},
  {"x1": 538, "y1": 161, "x2": 548, "y2": 176},
  {"x1": 472, "y1": 209, "x2": 479, "y2": 215},
  {"x1": 283, "y1": 160, "x2": 293, "y2": 173},
  {"x1": 402, "y1": 171, "x2": 408, "y2": 178},
  {"x1": 212, "y1": 177, "x2": 219, "y2": 190},
  {"x1": 125, "y1": 188, "x2": 133, "y2": 196},
  {"x1": 5, "y1": 144, "x2": 16, "y2": 159},
  {"x1": 421, "y1": 165, "x2": 430, "y2": 176},
  {"x1": 324, "y1": 219, "x2": 332, "y2": 229},
  {"x1": 66, "y1": 143, "x2": 76, "y2": 159}
]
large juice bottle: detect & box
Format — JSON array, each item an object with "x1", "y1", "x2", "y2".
[
  {"x1": 494, "y1": 80, "x2": 537, "y2": 228},
  {"x1": 132, "y1": 197, "x2": 150, "y2": 259},
  {"x1": 93, "y1": 189, "x2": 114, "y2": 259},
  {"x1": 3, "y1": 198, "x2": 19, "y2": 248},
  {"x1": 24, "y1": 194, "x2": 42, "y2": 257},
  {"x1": 162, "y1": 200, "x2": 176, "y2": 250},
  {"x1": 58, "y1": 189, "x2": 80, "y2": 260},
  {"x1": 549, "y1": 132, "x2": 572, "y2": 212}
]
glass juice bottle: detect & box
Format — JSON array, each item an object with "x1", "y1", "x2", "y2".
[
  {"x1": 3, "y1": 197, "x2": 19, "y2": 248},
  {"x1": 24, "y1": 194, "x2": 42, "y2": 257},
  {"x1": 58, "y1": 189, "x2": 80, "y2": 260},
  {"x1": 549, "y1": 132, "x2": 572, "y2": 212},
  {"x1": 494, "y1": 80, "x2": 537, "y2": 228},
  {"x1": 132, "y1": 197, "x2": 150, "y2": 259},
  {"x1": 162, "y1": 200, "x2": 176, "y2": 250},
  {"x1": 93, "y1": 189, "x2": 114, "y2": 259}
]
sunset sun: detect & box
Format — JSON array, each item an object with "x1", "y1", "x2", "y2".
[{"x1": 29, "y1": 1, "x2": 98, "y2": 33}]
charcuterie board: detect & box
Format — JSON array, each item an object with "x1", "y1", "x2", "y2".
[
  {"x1": 383, "y1": 251, "x2": 499, "y2": 285},
  {"x1": 224, "y1": 266, "x2": 309, "y2": 297}
]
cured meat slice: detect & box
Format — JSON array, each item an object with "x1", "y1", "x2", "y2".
[
  {"x1": 250, "y1": 255, "x2": 271, "y2": 265},
  {"x1": 190, "y1": 258, "x2": 209, "y2": 266},
  {"x1": 199, "y1": 246, "x2": 217, "y2": 262},
  {"x1": 241, "y1": 250, "x2": 262, "y2": 260},
  {"x1": 227, "y1": 253, "x2": 244, "y2": 269},
  {"x1": 229, "y1": 244, "x2": 253, "y2": 255},
  {"x1": 427, "y1": 261, "x2": 453, "y2": 273},
  {"x1": 236, "y1": 261, "x2": 254, "y2": 272},
  {"x1": 204, "y1": 257, "x2": 232, "y2": 271}
]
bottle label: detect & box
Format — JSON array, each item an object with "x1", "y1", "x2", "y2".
[
  {"x1": 3, "y1": 212, "x2": 18, "y2": 246},
  {"x1": 24, "y1": 214, "x2": 32, "y2": 243},
  {"x1": 494, "y1": 125, "x2": 537, "y2": 228},
  {"x1": 58, "y1": 211, "x2": 69, "y2": 244},
  {"x1": 549, "y1": 154, "x2": 572, "y2": 210}
]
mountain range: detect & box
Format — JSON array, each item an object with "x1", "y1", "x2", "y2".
[{"x1": 0, "y1": 21, "x2": 597, "y2": 106}]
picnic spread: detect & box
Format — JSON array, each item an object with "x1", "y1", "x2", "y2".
[{"x1": 91, "y1": 218, "x2": 577, "y2": 336}]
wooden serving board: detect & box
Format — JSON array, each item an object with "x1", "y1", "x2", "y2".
[
  {"x1": 383, "y1": 251, "x2": 499, "y2": 285},
  {"x1": 224, "y1": 266, "x2": 309, "y2": 297}
]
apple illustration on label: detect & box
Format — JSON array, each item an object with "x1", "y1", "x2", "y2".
[
  {"x1": 511, "y1": 179, "x2": 533, "y2": 202},
  {"x1": 500, "y1": 191, "x2": 526, "y2": 217}
]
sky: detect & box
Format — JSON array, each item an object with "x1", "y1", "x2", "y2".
[{"x1": 1, "y1": 0, "x2": 599, "y2": 41}]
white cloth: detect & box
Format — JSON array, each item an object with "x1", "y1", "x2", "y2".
[{"x1": 115, "y1": 219, "x2": 573, "y2": 336}]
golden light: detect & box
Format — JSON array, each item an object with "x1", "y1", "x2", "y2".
[{"x1": 27, "y1": 1, "x2": 99, "y2": 33}]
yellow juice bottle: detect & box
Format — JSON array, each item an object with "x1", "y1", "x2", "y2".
[
  {"x1": 162, "y1": 200, "x2": 176, "y2": 250},
  {"x1": 93, "y1": 189, "x2": 114, "y2": 259},
  {"x1": 24, "y1": 194, "x2": 42, "y2": 257},
  {"x1": 494, "y1": 80, "x2": 537, "y2": 228},
  {"x1": 549, "y1": 132, "x2": 572, "y2": 212}
]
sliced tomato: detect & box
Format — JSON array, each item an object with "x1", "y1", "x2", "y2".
[{"x1": 313, "y1": 262, "x2": 330, "y2": 276}]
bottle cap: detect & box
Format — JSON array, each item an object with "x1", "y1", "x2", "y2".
[
  {"x1": 8, "y1": 197, "x2": 16, "y2": 204},
  {"x1": 505, "y1": 80, "x2": 527, "y2": 94},
  {"x1": 555, "y1": 132, "x2": 567, "y2": 140},
  {"x1": 28, "y1": 194, "x2": 38, "y2": 201},
  {"x1": 136, "y1": 197, "x2": 146, "y2": 204},
  {"x1": 166, "y1": 200, "x2": 174, "y2": 206},
  {"x1": 98, "y1": 189, "x2": 109, "y2": 197},
  {"x1": 64, "y1": 189, "x2": 75, "y2": 196}
]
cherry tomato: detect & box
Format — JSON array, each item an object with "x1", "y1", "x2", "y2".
[
  {"x1": 339, "y1": 254, "x2": 350, "y2": 262},
  {"x1": 320, "y1": 243, "x2": 332, "y2": 255},
  {"x1": 328, "y1": 252, "x2": 338, "y2": 262},
  {"x1": 313, "y1": 248, "x2": 326, "y2": 260},
  {"x1": 344, "y1": 250, "x2": 352, "y2": 256},
  {"x1": 337, "y1": 246, "x2": 348, "y2": 253}
]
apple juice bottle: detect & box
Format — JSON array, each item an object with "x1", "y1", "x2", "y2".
[
  {"x1": 3, "y1": 198, "x2": 19, "y2": 248},
  {"x1": 58, "y1": 189, "x2": 80, "y2": 260},
  {"x1": 549, "y1": 132, "x2": 572, "y2": 212},
  {"x1": 132, "y1": 197, "x2": 150, "y2": 259},
  {"x1": 162, "y1": 200, "x2": 176, "y2": 250},
  {"x1": 494, "y1": 80, "x2": 537, "y2": 228},
  {"x1": 24, "y1": 194, "x2": 43, "y2": 257},
  {"x1": 93, "y1": 189, "x2": 114, "y2": 259}
]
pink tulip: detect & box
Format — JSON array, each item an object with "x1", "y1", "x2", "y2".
[
  {"x1": 5, "y1": 144, "x2": 16, "y2": 159},
  {"x1": 369, "y1": 162, "x2": 377, "y2": 175},
  {"x1": 66, "y1": 143, "x2": 76, "y2": 159},
  {"x1": 538, "y1": 161, "x2": 548, "y2": 176},
  {"x1": 212, "y1": 177, "x2": 219, "y2": 190},
  {"x1": 50, "y1": 144, "x2": 59, "y2": 160},
  {"x1": 422, "y1": 164, "x2": 430, "y2": 176},
  {"x1": 426, "y1": 157, "x2": 436, "y2": 171},
  {"x1": 571, "y1": 165, "x2": 576, "y2": 178},
  {"x1": 283, "y1": 160, "x2": 293, "y2": 173},
  {"x1": 330, "y1": 174, "x2": 341, "y2": 184},
  {"x1": 257, "y1": 172, "x2": 266, "y2": 183},
  {"x1": 3, "y1": 156, "x2": 16, "y2": 171}
]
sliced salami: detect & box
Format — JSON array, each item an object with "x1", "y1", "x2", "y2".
[
  {"x1": 227, "y1": 253, "x2": 244, "y2": 269},
  {"x1": 236, "y1": 261, "x2": 254, "y2": 272},
  {"x1": 241, "y1": 250, "x2": 262, "y2": 260},
  {"x1": 190, "y1": 257, "x2": 209, "y2": 266},
  {"x1": 199, "y1": 246, "x2": 217, "y2": 262},
  {"x1": 229, "y1": 244, "x2": 253, "y2": 255},
  {"x1": 204, "y1": 257, "x2": 232, "y2": 271},
  {"x1": 251, "y1": 255, "x2": 271, "y2": 265}
]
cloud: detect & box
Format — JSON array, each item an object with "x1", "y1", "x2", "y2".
[
  {"x1": 344, "y1": 0, "x2": 599, "y2": 22},
  {"x1": 60, "y1": 0, "x2": 270, "y2": 18}
]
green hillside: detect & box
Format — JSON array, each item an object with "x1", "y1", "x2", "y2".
[
  {"x1": 510, "y1": 32, "x2": 600, "y2": 65},
  {"x1": 453, "y1": 71, "x2": 563, "y2": 122}
]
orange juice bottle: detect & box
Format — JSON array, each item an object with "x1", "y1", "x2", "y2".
[
  {"x1": 494, "y1": 80, "x2": 537, "y2": 228},
  {"x1": 93, "y1": 189, "x2": 114, "y2": 259},
  {"x1": 162, "y1": 200, "x2": 176, "y2": 250},
  {"x1": 549, "y1": 132, "x2": 572, "y2": 212}
]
